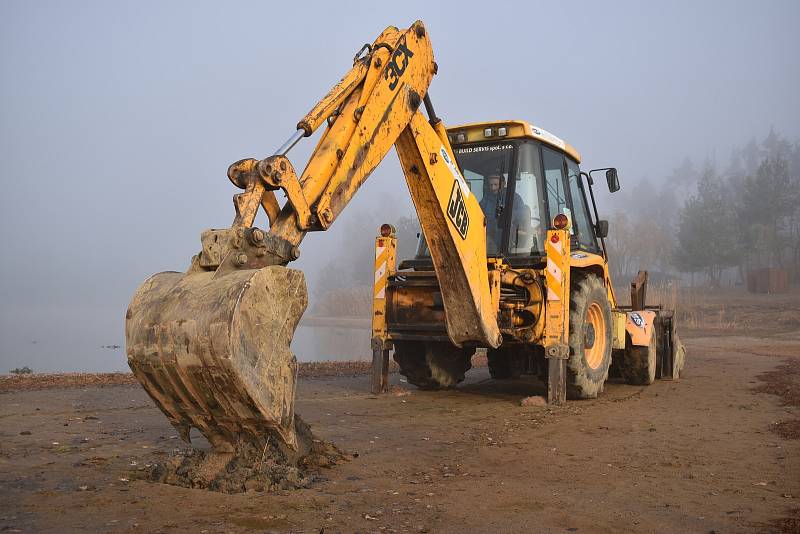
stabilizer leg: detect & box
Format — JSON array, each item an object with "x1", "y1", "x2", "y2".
[
  {"x1": 547, "y1": 356, "x2": 567, "y2": 405},
  {"x1": 371, "y1": 338, "x2": 391, "y2": 394}
]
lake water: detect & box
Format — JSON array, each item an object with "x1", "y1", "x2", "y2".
[{"x1": 1, "y1": 305, "x2": 371, "y2": 374}]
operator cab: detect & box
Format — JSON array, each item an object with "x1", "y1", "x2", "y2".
[{"x1": 413, "y1": 121, "x2": 602, "y2": 266}]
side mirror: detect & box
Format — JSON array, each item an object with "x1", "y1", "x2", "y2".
[
  {"x1": 595, "y1": 220, "x2": 609, "y2": 238},
  {"x1": 606, "y1": 168, "x2": 620, "y2": 192}
]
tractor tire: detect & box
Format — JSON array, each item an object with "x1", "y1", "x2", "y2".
[
  {"x1": 487, "y1": 346, "x2": 527, "y2": 379},
  {"x1": 567, "y1": 274, "x2": 613, "y2": 399},
  {"x1": 620, "y1": 330, "x2": 657, "y2": 385},
  {"x1": 671, "y1": 332, "x2": 686, "y2": 379},
  {"x1": 608, "y1": 349, "x2": 624, "y2": 378},
  {"x1": 393, "y1": 341, "x2": 474, "y2": 390}
]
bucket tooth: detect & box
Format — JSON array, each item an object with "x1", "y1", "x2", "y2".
[{"x1": 125, "y1": 266, "x2": 307, "y2": 454}]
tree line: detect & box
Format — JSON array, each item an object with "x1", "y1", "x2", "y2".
[{"x1": 607, "y1": 129, "x2": 800, "y2": 287}]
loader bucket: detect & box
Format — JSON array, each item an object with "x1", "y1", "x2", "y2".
[
  {"x1": 654, "y1": 310, "x2": 686, "y2": 380},
  {"x1": 125, "y1": 265, "x2": 307, "y2": 455}
]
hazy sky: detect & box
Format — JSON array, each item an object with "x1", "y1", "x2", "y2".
[{"x1": 1, "y1": 1, "x2": 798, "y2": 372}]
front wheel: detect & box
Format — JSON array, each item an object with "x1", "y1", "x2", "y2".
[{"x1": 567, "y1": 274, "x2": 613, "y2": 399}]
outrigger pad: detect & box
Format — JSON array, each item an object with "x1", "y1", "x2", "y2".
[{"x1": 125, "y1": 266, "x2": 308, "y2": 456}]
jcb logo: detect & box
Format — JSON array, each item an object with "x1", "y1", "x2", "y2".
[
  {"x1": 447, "y1": 180, "x2": 469, "y2": 239},
  {"x1": 384, "y1": 36, "x2": 414, "y2": 91}
]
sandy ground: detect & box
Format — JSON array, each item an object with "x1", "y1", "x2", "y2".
[{"x1": 2, "y1": 324, "x2": 799, "y2": 532}]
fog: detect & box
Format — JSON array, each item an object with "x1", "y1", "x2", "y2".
[{"x1": 1, "y1": 1, "x2": 798, "y2": 372}]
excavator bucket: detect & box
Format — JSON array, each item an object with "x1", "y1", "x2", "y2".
[{"x1": 125, "y1": 263, "x2": 307, "y2": 454}]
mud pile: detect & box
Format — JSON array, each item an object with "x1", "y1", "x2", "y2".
[{"x1": 145, "y1": 416, "x2": 348, "y2": 493}]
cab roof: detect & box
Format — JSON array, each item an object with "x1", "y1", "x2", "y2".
[{"x1": 446, "y1": 120, "x2": 581, "y2": 163}]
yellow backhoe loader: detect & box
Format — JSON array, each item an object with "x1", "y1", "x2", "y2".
[{"x1": 125, "y1": 21, "x2": 685, "y2": 458}]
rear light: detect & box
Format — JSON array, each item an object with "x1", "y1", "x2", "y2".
[
  {"x1": 380, "y1": 223, "x2": 395, "y2": 237},
  {"x1": 497, "y1": 127, "x2": 507, "y2": 136},
  {"x1": 484, "y1": 128, "x2": 493, "y2": 137},
  {"x1": 553, "y1": 213, "x2": 569, "y2": 230}
]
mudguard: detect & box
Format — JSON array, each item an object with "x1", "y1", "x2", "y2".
[{"x1": 625, "y1": 310, "x2": 656, "y2": 346}]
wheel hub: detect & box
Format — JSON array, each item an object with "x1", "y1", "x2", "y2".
[
  {"x1": 584, "y1": 301, "x2": 607, "y2": 370},
  {"x1": 584, "y1": 324, "x2": 596, "y2": 349}
]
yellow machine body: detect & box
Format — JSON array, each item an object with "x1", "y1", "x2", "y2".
[
  {"x1": 372, "y1": 119, "x2": 684, "y2": 398},
  {"x1": 126, "y1": 21, "x2": 684, "y2": 456}
]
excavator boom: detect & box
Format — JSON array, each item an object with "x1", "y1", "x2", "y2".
[{"x1": 126, "y1": 21, "x2": 499, "y2": 455}]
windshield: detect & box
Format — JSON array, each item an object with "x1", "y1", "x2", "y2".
[
  {"x1": 415, "y1": 141, "x2": 514, "y2": 257},
  {"x1": 453, "y1": 142, "x2": 515, "y2": 255},
  {"x1": 415, "y1": 140, "x2": 547, "y2": 259}
]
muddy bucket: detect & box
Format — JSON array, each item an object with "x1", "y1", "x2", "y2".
[{"x1": 125, "y1": 265, "x2": 307, "y2": 454}]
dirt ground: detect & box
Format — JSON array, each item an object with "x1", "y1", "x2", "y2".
[{"x1": 2, "y1": 290, "x2": 800, "y2": 533}]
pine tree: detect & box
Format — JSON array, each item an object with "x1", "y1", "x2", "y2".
[
  {"x1": 737, "y1": 150, "x2": 796, "y2": 268},
  {"x1": 673, "y1": 164, "x2": 738, "y2": 286}
]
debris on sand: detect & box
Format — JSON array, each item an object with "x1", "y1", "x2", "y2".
[
  {"x1": 753, "y1": 360, "x2": 800, "y2": 407},
  {"x1": 772, "y1": 420, "x2": 800, "y2": 440},
  {"x1": 520, "y1": 396, "x2": 547, "y2": 407},
  {"x1": 144, "y1": 416, "x2": 349, "y2": 493},
  {"x1": 753, "y1": 359, "x2": 800, "y2": 440}
]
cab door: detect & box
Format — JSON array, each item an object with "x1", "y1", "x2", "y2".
[
  {"x1": 542, "y1": 145, "x2": 570, "y2": 228},
  {"x1": 566, "y1": 158, "x2": 601, "y2": 253},
  {"x1": 541, "y1": 146, "x2": 599, "y2": 253}
]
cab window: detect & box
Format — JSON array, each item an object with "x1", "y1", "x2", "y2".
[
  {"x1": 566, "y1": 158, "x2": 599, "y2": 251},
  {"x1": 508, "y1": 142, "x2": 545, "y2": 254},
  {"x1": 452, "y1": 142, "x2": 515, "y2": 255}
]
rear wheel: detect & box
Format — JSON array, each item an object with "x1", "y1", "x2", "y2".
[
  {"x1": 672, "y1": 334, "x2": 686, "y2": 379},
  {"x1": 393, "y1": 341, "x2": 474, "y2": 390},
  {"x1": 567, "y1": 274, "x2": 613, "y2": 399}
]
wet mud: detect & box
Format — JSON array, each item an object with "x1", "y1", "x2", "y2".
[{"x1": 145, "y1": 416, "x2": 349, "y2": 493}]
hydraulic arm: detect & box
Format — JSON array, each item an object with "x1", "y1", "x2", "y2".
[{"x1": 126, "y1": 21, "x2": 499, "y2": 455}]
